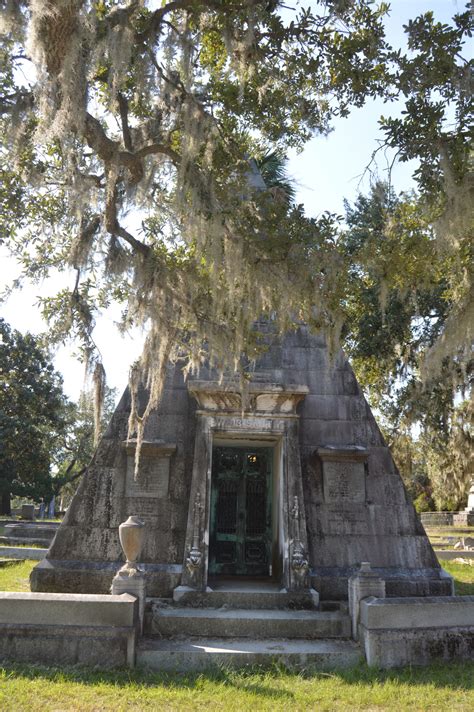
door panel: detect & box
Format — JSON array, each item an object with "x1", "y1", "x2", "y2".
[{"x1": 209, "y1": 446, "x2": 272, "y2": 576}]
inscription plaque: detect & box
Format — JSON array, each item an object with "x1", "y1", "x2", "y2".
[
  {"x1": 323, "y1": 461, "x2": 366, "y2": 504},
  {"x1": 212, "y1": 416, "x2": 286, "y2": 432},
  {"x1": 124, "y1": 497, "x2": 168, "y2": 526},
  {"x1": 126, "y1": 455, "x2": 171, "y2": 498}
]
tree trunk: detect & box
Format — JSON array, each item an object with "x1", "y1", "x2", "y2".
[{"x1": 0, "y1": 491, "x2": 11, "y2": 516}]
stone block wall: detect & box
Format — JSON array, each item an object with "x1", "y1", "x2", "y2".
[
  {"x1": 420, "y1": 512, "x2": 454, "y2": 527},
  {"x1": 0, "y1": 592, "x2": 138, "y2": 668},
  {"x1": 359, "y1": 595, "x2": 474, "y2": 668}
]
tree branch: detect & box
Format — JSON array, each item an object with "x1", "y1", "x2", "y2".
[
  {"x1": 104, "y1": 173, "x2": 150, "y2": 256},
  {"x1": 117, "y1": 92, "x2": 133, "y2": 152},
  {"x1": 84, "y1": 112, "x2": 178, "y2": 184}
]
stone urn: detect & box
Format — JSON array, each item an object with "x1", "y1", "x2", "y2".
[{"x1": 118, "y1": 515, "x2": 145, "y2": 574}]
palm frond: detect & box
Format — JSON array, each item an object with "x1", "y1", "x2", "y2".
[{"x1": 256, "y1": 150, "x2": 297, "y2": 205}]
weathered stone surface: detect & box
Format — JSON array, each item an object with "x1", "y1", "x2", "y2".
[
  {"x1": 148, "y1": 607, "x2": 351, "y2": 639},
  {"x1": 360, "y1": 595, "x2": 474, "y2": 629},
  {"x1": 20, "y1": 504, "x2": 35, "y2": 521},
  {"x1": 137, "y1": 637, "x2": 362, "y2": 672},
  {"x1": 0, "y1": 624, "x2": 134, "y2": 668},
  {"x1": 30, "y1": 559, "x2": 182, "y2": 596},
  {"x1": 453, "y1": 512, "x2": 474, "y2": 526},
  {"x1": 32, "y1": 326, "x2": 445, "y2": 600},
  {"x1": 0, "y1": 592, "x2": 137, "y2": 668},
  {"x1": 360, "y1": 595, "x2": 474, "y2": 668},
  {"x1": 362, "y1": 626, "x2": 474, "y2": 668},
  {"x1": 0, "y1": 546, "x2": 46, "y2": 560},
  {"x1": 420, "y1": 512, "x2": 454, "y2": 527},
  {"x1": 3, "y1": 523, "x2": 58, "y2": 542},
  {"x1": 0, "y1": 591, "x2": 137, "y2": 627}
]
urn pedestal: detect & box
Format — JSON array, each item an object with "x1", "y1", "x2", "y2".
[{"x1": 111, "y1": 516, "x2": 146, "y2": 635}]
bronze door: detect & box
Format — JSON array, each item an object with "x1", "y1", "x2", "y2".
[{"x1": 209, "y1": 446, "x2": 272, "y2": 576}]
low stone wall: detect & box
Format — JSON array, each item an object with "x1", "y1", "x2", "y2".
[
  {"x1": 453, "y1": 512, "x2": 474, "y2": 527},
  {"x1": 0, "y1": 546, "x2": 47, "y2": 560},
  {"x1": 435, "y1": 550, "x2": 474, "y2": 561},
  {"x1": 0, "y1": 592, "x2": 138, "y2": 668},
  {"x1": 359, "y1": 595, "x2": 474, "y2": 668},
  {"x1": 420, "y1": 512, "x2": 454, "y2": 527}
]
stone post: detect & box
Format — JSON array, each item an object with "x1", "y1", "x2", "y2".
[
  {"x1": 111, "y1": 516, "x2": 146, "y2": 636},
  {"x1": 454, "y1": 480, "x2": 474, "y2": 526},
  {"x1": 289, "y1": 495, "x2": 310, "y2": 591},
  {"x1": 179, "y1": 414, "x2": 210, "y2": 593},
  {"x1": 348, "y1": 561, "x2": 385, "y2": 640}
]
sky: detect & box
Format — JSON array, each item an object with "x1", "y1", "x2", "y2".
[{"x1": 0, "y1": 0, "x2": 469, "y2": 403}]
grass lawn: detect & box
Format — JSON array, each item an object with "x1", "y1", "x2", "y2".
[
  {"x1": 0, "y1": 661, "x2": 473, "y2": 712},
  {"x1": 442, "y1": 560, "x2": 474, "y2": 595},
  {"x1": 0, "y1": 560, "x2": 37, "y2": 591}
]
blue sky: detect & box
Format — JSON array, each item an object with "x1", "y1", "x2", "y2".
[{"x1": 0, "y1": 0, "x2": 469, "y2": 401}]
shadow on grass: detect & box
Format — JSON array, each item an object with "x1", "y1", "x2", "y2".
[{"x1": 1, "y1": 660, "x2": 473, "y2": 698}]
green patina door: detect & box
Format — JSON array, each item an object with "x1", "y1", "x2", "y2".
[{"x1": 209, "y1": 446, "x2": 272, "y2": 576}]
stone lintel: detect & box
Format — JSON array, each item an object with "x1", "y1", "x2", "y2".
[
  {"x1": 317, "y1": 445, "x2": 369, "y2": 462},
  {"x1": 123, "y1": 440, "x2": 177, "y2": 457},
  {"x1": 188, "y1": 381, "x2": 308, "y2": 415}
]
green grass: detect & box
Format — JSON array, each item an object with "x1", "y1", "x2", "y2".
[
  {"x1": 425, "y1": 527, "x2": 473, "y2": 537},
  {"x1": 0, "y1": 661, "x2": 473, "y2": 712},
  {"x1": 0, "y1": 560, "x2": 36, "y2": 591},
  {"x1": 442, "y1": 560, "x2": 474, "y2": 595}
]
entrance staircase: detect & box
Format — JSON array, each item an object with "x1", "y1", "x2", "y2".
[{"x1": 137, "y1": 580, "x2": 361, "y2": 671}]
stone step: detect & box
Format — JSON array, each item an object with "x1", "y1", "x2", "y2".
[
  {"x1": 137, "y1": 637, "x2": 361, "y2": 672},
  {"x1": 0, "y1": 546, "x2": 47, "y2": 560},
  {"x1": 3, "y1": 524, "x2": 58, "y2": 540},
  {"x1": 0, "y1": 537, "x2": 51, "y2": 547},
  {"x1": 170, "y1": 586, "x2": 320, "y2": 610},
  {"x1": 146, "y1": 606, "x2": 351, "y2": 639}
]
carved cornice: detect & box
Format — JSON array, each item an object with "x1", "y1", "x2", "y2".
[
  {"x1": 187, "y1": 381, "x2": 309, "y2": 416},
  {"x1": 316, "y1": 445, "x2": 369, "y2": 462}
]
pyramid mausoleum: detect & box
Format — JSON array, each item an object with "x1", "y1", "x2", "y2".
[{"x1": 31, "y1": 324, "x2": 451, "y2": 600}]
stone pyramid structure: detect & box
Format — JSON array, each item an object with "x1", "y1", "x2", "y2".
[{"x1": 31, "y1": 324, "x2": 451, "y2": 599}]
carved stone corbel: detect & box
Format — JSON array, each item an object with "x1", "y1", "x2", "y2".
[
  {"x1": 290, "y1": 495, "x2": 309, "y2": 589},
  {"x1": 185, "y1": 492, "x2": 203, "y2": 576}
]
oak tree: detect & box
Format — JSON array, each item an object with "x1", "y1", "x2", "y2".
[{"x1": 0, "y1": 1, "x2": 472, "y2": 453}]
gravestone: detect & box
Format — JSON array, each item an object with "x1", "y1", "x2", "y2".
[
  {"x1": 31, "y1": 324, "x2": 452, "y2": 600},
  {"x1": 21, "y1": 504, "x2": 35, "y2": 521}
]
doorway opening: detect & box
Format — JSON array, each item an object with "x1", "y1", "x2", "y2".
[{"x1": 209, "y1": 445, "x2": 273, "y2": 578}]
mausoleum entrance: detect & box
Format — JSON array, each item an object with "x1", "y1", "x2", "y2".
[
  {"x1": 178, "y1": 381, "x2": 311, "y2": 594},
  {"x1": 209, "y1": 445, "x2": 273, "y2": 578}
]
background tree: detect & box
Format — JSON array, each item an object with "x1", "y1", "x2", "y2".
[
  {"x1": 0, "y1": 318, "x2": 68, "y2": 515},
  {"x1": 55, "y1": 385, "x2": 117, "y2": 509},
  {"x1": 340, "y1": 181, "x2": 473, "y2": 510}
]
